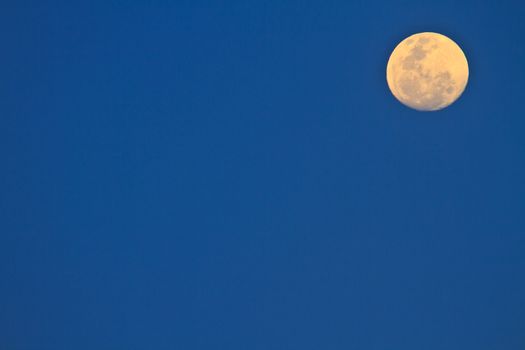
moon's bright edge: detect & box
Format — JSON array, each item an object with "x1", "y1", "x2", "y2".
[{"x1": 387, "y1": 32, "x2": 469, "y2": 111}]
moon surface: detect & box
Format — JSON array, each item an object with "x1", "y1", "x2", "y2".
[{"x1": 386, "y1": 32, "x2": 469, "y2": 111}]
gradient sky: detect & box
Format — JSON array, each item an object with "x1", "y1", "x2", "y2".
[{"x1": 2, "y1": 1, "x2": 525, "y2": 349}]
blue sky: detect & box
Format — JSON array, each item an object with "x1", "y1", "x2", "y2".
[{"x1": 1, "y1": 1, "x2": 525, "y2": 349}]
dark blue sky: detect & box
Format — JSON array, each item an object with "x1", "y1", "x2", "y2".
[{"x1": 2, "y1": 1, "x2": 525, "y2": 349}]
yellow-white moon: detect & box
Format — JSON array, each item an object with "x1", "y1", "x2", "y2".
[{"x1": 386, "y1": 32, "x2": 469, "y2": 111}]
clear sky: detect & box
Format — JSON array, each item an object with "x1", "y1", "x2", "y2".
[{"x1": 2, "y1": 1, "x2": 525, "y2": 349}]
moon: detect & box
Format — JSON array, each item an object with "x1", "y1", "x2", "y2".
[{"x1": 386, "y1": 32, "x2": 469, "y2": 111}]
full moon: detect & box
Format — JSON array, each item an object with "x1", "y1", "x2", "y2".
[{"x1": 386, "y1": 32, "x2": 469, "y2": 111}]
